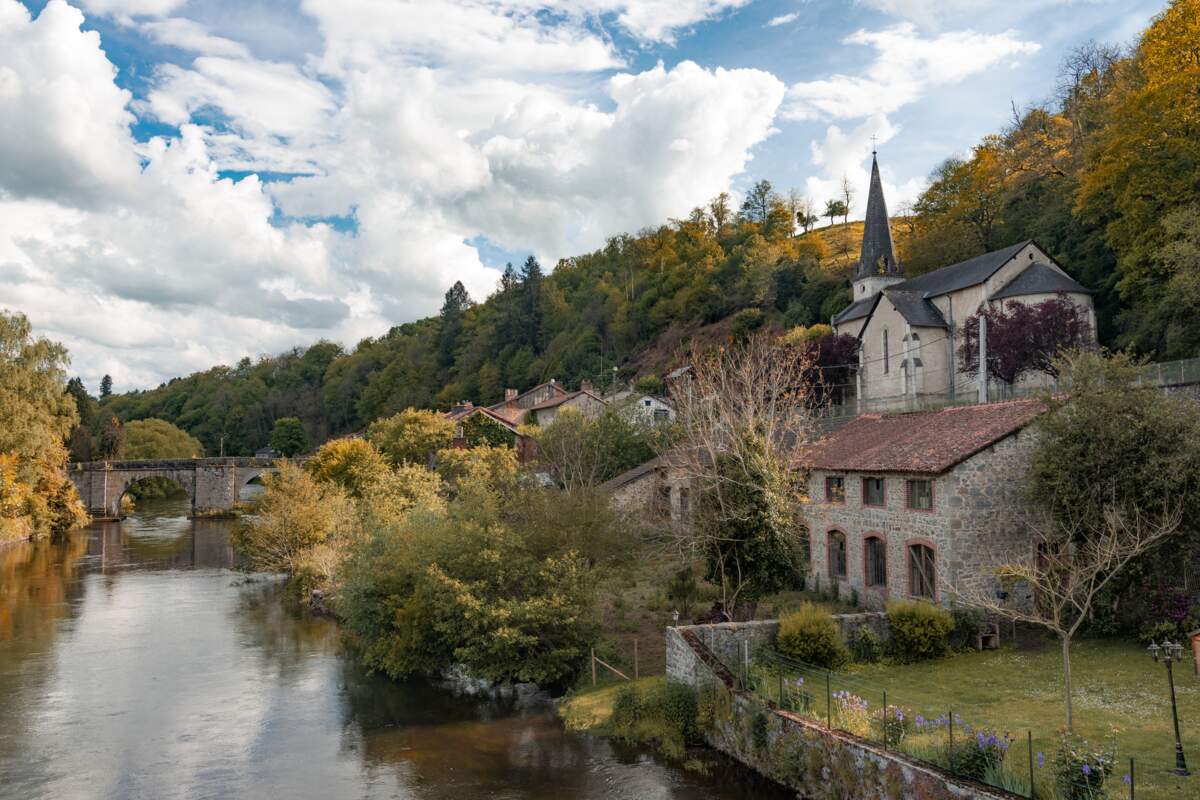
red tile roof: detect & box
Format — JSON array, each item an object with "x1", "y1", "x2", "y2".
[{"x1": 803, "y1": 399, "x2": 1045, "y2": 475}]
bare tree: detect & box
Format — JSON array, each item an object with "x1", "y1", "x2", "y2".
[
  {"x1": 664, "y1": 334, "x2": 820, "y2": 618},
  {"x1": 840, "y1": 174, "x2": 854, "y2": 226},
  {"x1": 955, "y1": 506, "x2": 1181, "y2": 730}
]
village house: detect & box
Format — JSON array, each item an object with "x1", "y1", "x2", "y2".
[
  {"x1": 603, "y1": 454, "x2": 695, "y2": 527},
  {"x1": 832, "y1": 153, "x2": 1096, "y2": 410},
  {"x1": 799, "y1": 399, "x2": 1044, "y2": 608},
  {"x1": 604, "y1": 388, "x2": 676, "y2": 422}
]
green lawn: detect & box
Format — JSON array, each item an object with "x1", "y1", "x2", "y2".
[{"x1": 822, "y1": 639, "x2": 1198, "y2": 800}]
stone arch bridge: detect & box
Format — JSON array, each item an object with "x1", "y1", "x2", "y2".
[{"x1": 68, "y1": 458, "x2": 288, "y2": 520}]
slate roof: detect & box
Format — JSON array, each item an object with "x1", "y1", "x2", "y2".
[
  {"x1": 991, "y1": 261, "x2": 1092, "y2": 300},
  {"x1": 883, "y1": 289, "x2": 948, "y2": 328},
  {"x1": 831, "y1": 294, "x2": 880, "y2": 325},
  {"x1": 856, "y1": 154, "x2": 901, "y2": 280},
  {"x1": 802, "y1": 399, "x2": 1045, "y2": 475},
  {"x1": 600, "y1": 456, "x2": 664, "y2": 490},
  {"x1": 891, "y1": 240, "x2": 1032, "y2": 297},
  {"x1": 527, "y1": 389, "x2": 606, "y2": 411}
]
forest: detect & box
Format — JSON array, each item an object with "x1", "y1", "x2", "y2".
[{"x1": 94, "y1": 1, "x2": 1199, "y2": 457}]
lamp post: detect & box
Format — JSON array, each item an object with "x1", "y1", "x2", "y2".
[{"x1": 1149, "y1": 640, "x2": 1191, "y2": 776}]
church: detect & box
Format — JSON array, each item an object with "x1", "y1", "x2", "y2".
[{"x1": 830, "y1": 154, "x2": 1096, "y2": 410}]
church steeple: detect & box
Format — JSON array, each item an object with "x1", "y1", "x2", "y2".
[
  {"x1": 852, "y1": 151, "x2": 903, "y2": 298},
  {"x1": 857, "y1": 152, "x2": 900, "y2": 279}
]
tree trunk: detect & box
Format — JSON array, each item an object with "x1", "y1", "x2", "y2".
[{"x1": 1061, "y1": 634, "x2": 1074, "y2": 731}]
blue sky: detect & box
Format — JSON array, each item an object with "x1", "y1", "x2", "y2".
[{"x1": 0, "y1": 0, "x2": 1164, "y2": 389}]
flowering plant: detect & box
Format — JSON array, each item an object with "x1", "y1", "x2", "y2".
[
  {"x1": 831, "y1": 690, "x2": 871, "y2": 736},
  {"x1": 1053, "y1": 729, "x2": 1117, "y2": 800},
  {"x1": 948, "y1": 726, "x2": 1012, "y2": 781}
]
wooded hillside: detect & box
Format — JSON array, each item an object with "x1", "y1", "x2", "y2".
[{"x1": 98, "y1": 1, "x2": 1199, "y2": 456}]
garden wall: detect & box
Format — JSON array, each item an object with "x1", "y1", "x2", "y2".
[{"x1": 666, "y1": 623, "x2": 1020, "y2": 800}]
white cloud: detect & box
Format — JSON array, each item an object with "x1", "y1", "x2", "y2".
[
  {"x1": 766, "y1": 12, "x2": 799, "y2": 27},
  {"x1": 79, "y1": 0, "x2": 186, "y2": 21},
  {"x1": 784, "y1": 23, "x2": 1040, "y2": 120},
  {"x1": 0, "y1": 0, "x2": 783, "y2": 389}
]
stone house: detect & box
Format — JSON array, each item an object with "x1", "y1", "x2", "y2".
[
  {"x1": 832, "y1": 153, "x2": 1096, "y2": 409},
  {"x1": 799, "y1": 399, "x2": 1044, "y2": 608},
  {"x1": 603, "y1": 455, "x2": 695, "y2": 527}
]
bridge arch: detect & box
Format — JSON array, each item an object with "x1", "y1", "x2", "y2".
[{"x1": 67, "y1": 458, "x2": 287, "y2": 520}]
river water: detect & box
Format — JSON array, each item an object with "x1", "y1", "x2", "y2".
[{"x1": 0, "y1": 497, "x2": 787, "y2": 800}]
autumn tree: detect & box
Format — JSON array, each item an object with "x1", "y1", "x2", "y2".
[
  {"x1": 957, "y1": 295, "x2": 1093, "y2": 386},
  {"x1": 124, "y1": 418, "x2": 205, "y2": 459},
  {"x1": 366, "y1": 408, "x2": 455, "y2": 467}
]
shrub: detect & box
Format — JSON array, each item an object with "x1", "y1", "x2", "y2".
[
  {"x1": 949, "y1": 605, "x2": 986, "y2": 650},
  {"x1": 776, "y1": 603, "x2": 849, "y2": 669},
  {"x1": 1054, "y1": 730, "x2": 1117, "y2": 800},
  {"x1": 606, "y1": 680, "x2": 700, "y2": 759},
  {"x1": 949, "y1": 728, "x2": 1012, "y2": 781},
  {"x1": 847, "y1": 626, "x2": 882, "y2": 663},
  {"x1": 875, "y1": 704, "x2": 912, "y2": 748},
  {"x1": 886, "y1": 600, "x2": 953, "y2": 662}
]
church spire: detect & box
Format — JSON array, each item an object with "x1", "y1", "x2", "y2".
[{"x1": 856, "y1": 152, "x2": 900, "y2": 280}]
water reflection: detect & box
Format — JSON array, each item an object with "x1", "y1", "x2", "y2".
[{"x1": 0, "y1": 497, "x2": 789, "y2": 800}]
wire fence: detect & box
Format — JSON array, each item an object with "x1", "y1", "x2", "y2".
[{"x1": 713, "y1": 643, "x2": 1143, "y2": 800}]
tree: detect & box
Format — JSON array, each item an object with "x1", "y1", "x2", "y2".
[
  {"x1": 824, "y1": 199, "x2": 847, "y2": 227},
  {"x1": 366, "y1": 408, "x2": 455, "y2": 467},
  {"x1": 668, "y1": 334, "x2": 818, "y2": 618},
  {"x1": 533, "y1": 405, "x2": 656, "y2": 489},
  {"x1": 305, "y1": 438, "x2": 390, "y2": 498},
  {"x1": 99, "y1": 374, "x2": 112, "y2": 398},
  {"x1": 740, "y1": 180, "x2": 776, "y2": 224},
  {"x1": 519, "y1": 255, "x2": 545, "y2": 352},
  {"x1": 123, "y1": 418, "x2": 205, "y2": 459},
  {"x1": 957, "y1": 506, "x2": 1180, "y2": 730},
  {"x1": 709, "y1": 192, "x2": 731, "y2": 231},
  {"x1": 0, "y1": 311, "x2": 88, "y2": 539},
  {"x1": 839, "y1": 174, "x2": 854, "y2": 226},
  {"x1": 957, "y1": 296, "x2": 1093, "y2": 386},
  {"x1": 269, "y1": 417, "x2": 310, "y2": 457},
  {"x1": 99, "y1": 415, "x2": 124, "y2": 459},
  {"x1": 438, "y1": 281, "x2": 473, "y2": 367},
  {"x1": 1027, "y1": 351, "x2": 1200, "y2": 626}
]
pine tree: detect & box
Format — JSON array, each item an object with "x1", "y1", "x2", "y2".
[
  {"x1": 99, "y1": 374, "x2": 112, "y2": 398},
  {"x1": 519, "y1": 255, "x2": 544, "y2": 353},
  {"x1": 438, "y1": 281, "x2": 473, "y2": 367}
]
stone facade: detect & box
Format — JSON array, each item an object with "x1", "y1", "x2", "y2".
[
  {"x1": 802, "y1": 430, "x2": 1038, "y2": 608},
  {"x1": 68, "y1": 458, "x2": 279, "y2": 519},
  {"x1": 666, "y1": 623, "x2": 1021, "y2": 800},
  {"x1": 606, "y1": 457, "x2": 695, "y2": 527}
]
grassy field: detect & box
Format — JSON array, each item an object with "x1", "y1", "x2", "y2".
[{"x1": 763, "y1": 639, "x2": 1198, "y2": 800}]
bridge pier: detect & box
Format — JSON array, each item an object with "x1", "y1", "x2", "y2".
[{"x1": 67, "y1": 458, "x2": 281, "y2": 520}]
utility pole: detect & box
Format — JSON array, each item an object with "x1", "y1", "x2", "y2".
[
  {"x1": 977, "y1": 315, "x2": 988, "y2": 404},
  {"x1": 219, "y1": 433, "x2": 225, "y2": 458}
]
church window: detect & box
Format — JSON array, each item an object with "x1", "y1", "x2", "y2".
[{"x1": 882, "y1": 329, "x2": 890, "y2": 374}]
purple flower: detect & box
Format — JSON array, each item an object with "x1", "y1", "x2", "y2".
[
  {"x1": 1037, "y1": 752, "x2": 1045, "y2": 769},
  {"x1": 1123, "y1": 775, "x2": 1132, "y2": 785},
  {"x1": 1082, "y1": 764, "x2": 1091, "y2": 776},
  {"x1": 896, "y1": 710, "x2": 904, "y2": 722},
  {"x1": 915, "y1": 714, "x2": 926, "y2": 728}
]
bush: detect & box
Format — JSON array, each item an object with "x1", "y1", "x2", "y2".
[
  {"x1": 886, "y1": 600, "x2": 953, "y2": 663},
  {"x1": 847, "y1": 626, "x2": 882, "y2": 663},
  {"x1": 776, "y1": 603, "x2": 849, "y2": 669},
  {"x1": 606, "y1": 680, "x2": 700, "y2": 759},
  {"x1": 950, "y1": 729, "x2": 1013, "y2": 781},
  {"x1": 1054, "y1": 730, "x2": 1117, "y2": 800},
  {"x1": 949, "y1": 605, "x2": 986, "y2": 650}
]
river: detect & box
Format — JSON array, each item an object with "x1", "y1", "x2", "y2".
[{"x1": 0, "y1": 497, "x2": 788, "y2": 800}]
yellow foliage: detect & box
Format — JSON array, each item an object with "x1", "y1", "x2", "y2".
[
  {"x1": 304, "y1": 437, "x2": 389, "y2": 497},
  {"x1": 435, "y1": 445, "x2": 519, "y2": 496},
  {"x1": 366, "y1": 408, "x2": 455, "y2": 467},
  {"x1": 358, "y1": 463, "x2": 447, "y2": 527}
]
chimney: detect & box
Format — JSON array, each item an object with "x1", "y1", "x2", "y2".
[
  {"x1": 580, "y1": 379, "x2": 593, "y2": 393},
  {"x1": 504, "y1": 388, "x2": 518, "y2": 405},
  {"x1": 463, "y1": 401, "x2": 473, "y2": 409}
]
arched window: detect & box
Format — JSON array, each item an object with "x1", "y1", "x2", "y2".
[
  {"x1": 864, "y1": 536, "x2": 887, "y2": 587},
  {"x1": 828, "y1": 530, "x2": 847, "y2": 579},
  {"x1": 908, "y1": 542, "x2": 936, "y2": 599}
]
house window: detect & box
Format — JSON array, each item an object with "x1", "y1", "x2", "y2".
[
  {"x1": 908, "y1": 543, "x2": 936, "y2": 599},
  {"x1": 862, "y1": 477, "x2": 886, "y2": 507},
  {"x1": 653, "y1": 408, "x2": 670, "y2": 421},
  {"x1": 882, "y1": 328, "x2": 890, "y2": 374},
  {"x1": 825, "y1": 475, "x2": 845, "y2": 503},
  {"x1": 865, "y1": 536, "x2": 887, "y2": 587},
  {"x1": 644, "y1": 398, "x2": 652, "y2": 407},
  {"x1": 678, "y1": 487, "x2": 691, "y2": 519},
  {"x1": 828, "y1": 530, "x2": 847, "y2": 579},
  {"x1": 657, "y1": 485, "x2": 672, "y2": 517},
  {"x1": 906, "y1": 479, "x2": 934, "y2": 511}
]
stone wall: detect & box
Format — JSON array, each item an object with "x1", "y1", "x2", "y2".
[
  {"x1": 667, "y1": 624, "x2": 1020, "y2": 800},
  {"x1": 68, "y1": 458, "x2": 277, "y2": 519},
  {"x1": 802, "y1": 428, "x2": 1038, "y2": 608}
]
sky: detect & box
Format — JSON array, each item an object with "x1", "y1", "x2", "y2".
[{"x1": 0, "y1": 0, "x2": 1163, "y2": 391}]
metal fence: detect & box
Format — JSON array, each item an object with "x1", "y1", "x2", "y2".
[{"x1": 717, "y1": 643, "x2": 1144, "y2": 800}]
